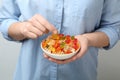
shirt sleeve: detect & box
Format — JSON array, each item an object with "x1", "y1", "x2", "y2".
[
  {"x1": 0, "y1": 0, "x2": 20, "y2": 41},
  {"x1": 96, "y1": 0, "x2": 120, "y2": 49}
]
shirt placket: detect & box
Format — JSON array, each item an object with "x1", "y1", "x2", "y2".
[
  {"x1": 54, "y1": 0, "x2": 64, "y2": 33},
  {"x1": 50, "y1": 1, "x2": 64, "y2": 80}
]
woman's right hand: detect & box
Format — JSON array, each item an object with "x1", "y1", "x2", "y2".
[{"x1": 8, "y1": 14, "x2": 58, "y2": 40}]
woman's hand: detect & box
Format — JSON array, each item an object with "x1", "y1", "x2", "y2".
[
  {"x1": 8, "y1": 14, "x2": 58, "y2": 40},
  {"x1": 44, "y1": 35, "x2": 89, "y2": 64}
]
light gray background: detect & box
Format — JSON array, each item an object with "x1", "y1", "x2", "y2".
[{"x1": 0, "y1": 1, "x2": 120, "y2": 80}]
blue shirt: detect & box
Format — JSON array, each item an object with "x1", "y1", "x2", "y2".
[{"x1": 0, "y1": 0, "x2": 120, "y2": 80}]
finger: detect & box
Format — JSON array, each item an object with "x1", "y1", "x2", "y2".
[
  {"x1": 48, "y1": 58, "x2": 66, "y2": 64},
  {"x1": 28, "y1": 25, "x2": 43, "y2": 37},
  {"x1": 43, "y1": 54, "x2": 76, "y2": 64},
  {"x1": 34, "y1": 14, "x2": 58, "y2": 34},
  {"x1": 76, "y1": 44, "x2": 88, "y2": 59},
  {"x1": 43, "y1": 53, "x2": 49, "y2": 58},
  {"x1": 25, "y1": 31, "x2": 38, "y2": 39},
  {"x1": 74, "y1": 35, "x2": 88, "y2": 59},
  {"x1": 48, "y1": 57, "x2": 75, "y2": 64},
  {"x1": 61, "y1": 57, "x2": 77, "y2": 64},
  {"x1": 79, "y1": 48, "x2": 87, "y2": 57},
  {"x1": 43, "y1": 54, "x2": 64, "y2": 64},
  {"x1": 27, "y1": 32, "x2": 37, "y2": 39},
  {"x1": 29, "y1": 18, "x2": 47, "y2": 33},
  {"x1": 21, "y1": 24, "x2": 37, "y2": 39}
]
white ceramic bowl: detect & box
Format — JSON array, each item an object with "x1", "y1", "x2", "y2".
[{"x1": 41, "y1": 43, "x2": 80, "y2": 60}]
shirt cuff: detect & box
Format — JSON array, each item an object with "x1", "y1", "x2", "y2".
[
  {"x1": 96, "y1": 26, "x2": 119, "y2": 50},
  {"x1": 0, "y1": 19, "x2": 18, "y2": 41}
]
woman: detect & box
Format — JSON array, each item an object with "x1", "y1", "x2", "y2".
[{"x1": 0, "y1": 0, "x2": 120, "y2": 80}]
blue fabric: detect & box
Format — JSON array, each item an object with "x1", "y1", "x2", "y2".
[{"x1": 0, "y1": 0, "x2": 120, "y2": 80}]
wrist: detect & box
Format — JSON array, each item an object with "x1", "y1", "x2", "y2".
[
  {"x1": 81, "y1": 32, "x2": 109, "y2": 48},
  {"x1": 81, "y1": 34, "x2": 91, "y2": 47}
]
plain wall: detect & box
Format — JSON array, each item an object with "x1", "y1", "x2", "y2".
[
  {"x1": 0, "y1": 33, "x2": 21, "y2": 80},
  {"x1": 0, "y1": 0, "x2": 120, "y2": 80}
]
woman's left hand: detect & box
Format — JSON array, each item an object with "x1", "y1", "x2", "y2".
[{"x1": 44, "y1": 35, "x2": 89, "y2": 64}]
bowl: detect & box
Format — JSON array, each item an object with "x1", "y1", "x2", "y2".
[
  {"x1": 41, "y1": 34, "x2": 80, "y2": 60},
  {"x1": 41, "y1": 44, "x2": 80, "y2": 60}
]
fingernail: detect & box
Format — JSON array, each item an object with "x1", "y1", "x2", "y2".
[
  {"x1": 49, "y1": 58, "x2": 52, "y2": 61},
  {"x1": 53, "y1": 30, "x2": 58, "y2": 34}
]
